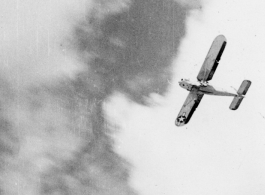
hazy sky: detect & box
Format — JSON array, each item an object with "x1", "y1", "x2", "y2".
[
  {"x1": 0, "y1": 1, "x2": 195, "y2": 194},
  {"x1": 1, "y1": 0, "x2": 264, "y2": 194},
  {"x1": 109, "y1": 1, "x2": 265, "y2": 194}
]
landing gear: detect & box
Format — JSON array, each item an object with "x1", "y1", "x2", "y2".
[{"x1": 200, "y1": 81, "x2": 208, "y2": 86}]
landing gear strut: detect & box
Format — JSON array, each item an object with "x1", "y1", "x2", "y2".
[{"x1": 200, "y1": 81, "x2": 208, "y2": 86}]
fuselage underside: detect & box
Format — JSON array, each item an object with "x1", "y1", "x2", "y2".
[{"x1": 179, "y1": 79, "x2": 238, "y2": 97}]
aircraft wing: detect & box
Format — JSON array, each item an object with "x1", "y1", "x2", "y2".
[
  {"x1": 175, "y1": 89, "x2": 204, "y2": 127},
  {"x1": 197, "y1": 35, "x2": 227, "y2": 82}
]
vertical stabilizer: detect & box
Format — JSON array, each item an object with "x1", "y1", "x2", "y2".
[{"x1": 229, "y1": 80, "x2": 251, "y2": 110}]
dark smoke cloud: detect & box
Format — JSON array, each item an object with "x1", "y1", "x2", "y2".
[
  {"x1": 74, "y1": 0, "x2": 189, "y2": 104},
  {"x1": 0, "y1": 0, "x2": 200, "y2": 194}
]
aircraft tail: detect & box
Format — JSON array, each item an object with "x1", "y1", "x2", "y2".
[{"x1": 229, "y1": 80, "x2": 251, "y2": 110}]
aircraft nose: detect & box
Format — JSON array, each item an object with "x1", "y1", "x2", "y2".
[{"x1": 179, "y1": 82, "x2": 184, "y2": 87}]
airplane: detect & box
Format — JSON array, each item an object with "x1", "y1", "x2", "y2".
[{"x1": 175, "y1": 35, "x2": 251, "y2": 127}]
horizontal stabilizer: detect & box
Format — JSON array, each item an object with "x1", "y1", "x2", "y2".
[
  {"x1": 229, "y1": 96, "x2": 243, "y2": 110},
  {"x1": 237, "y1": 80, "x2": 251, "y2": 95},
  {"x1": 229, "y1": 80, "x2": 251, "y2": 110}
]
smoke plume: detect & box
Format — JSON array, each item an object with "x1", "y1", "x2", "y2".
[{"x1": 0, "y1": 0, "x2": 200, "y2": 194}]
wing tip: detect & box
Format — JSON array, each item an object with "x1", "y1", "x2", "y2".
[
  {"x1": 216, "y1": 34, "x2": 227, "y2": 42},
  {"x1": 175, "y1": 122, "x2": 186, "y2": 127},
  {"x1": 175, "y1": 116, "x2": 188, "y2": 127}
]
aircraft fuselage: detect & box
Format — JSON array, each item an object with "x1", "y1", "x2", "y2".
[{"x1": 179, "y1": 79, "x2": 238, "y2": 97}]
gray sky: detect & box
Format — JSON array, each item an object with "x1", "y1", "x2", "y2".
[
  {"x1": 0, "y1": 1, "x2": 193, "y2": 194},
  {"x1": 1, "y1": 0, "x2": 264, "y2": 194},
  {"x1": 109, "y1": 0, "x2": 265, "y2": 194}
]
